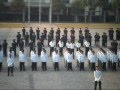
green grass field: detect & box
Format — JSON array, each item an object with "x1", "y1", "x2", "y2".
[{"x1": 0, "y1": 23, "x2": 120, "y2": 29}]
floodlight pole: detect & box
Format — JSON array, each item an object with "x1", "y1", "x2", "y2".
[{"x1": 39, "y1": 0, "x2": 42, "y2": 24}]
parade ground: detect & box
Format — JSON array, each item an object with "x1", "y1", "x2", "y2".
[{"x1": 0, "y1": 23, "x2": 120, "y2": 90}]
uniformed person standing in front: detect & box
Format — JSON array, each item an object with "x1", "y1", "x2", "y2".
[
  {"x1": 0, "y1": 47, "x2": 3, "y2": 72},
  {"x1": 41, "y1": 48, "x2": 48, "y2": 71},
  {"x1": 84, "y1": 39, "x2": 90, "y2": 56},
  {"x1": 2, "y1": 39, "x2": 8, "y2": 57},
  {"x1": 64, "y1": 28, "x2": 68, "y2": 37},
  {"x1": 56, "y1": 33, "x2": 60, "y2": 46},
  {"x1": 22, "y1": 27, "x2": 26, "y2": 38},
  {"x1": 94, "y1": 66, "x2": 102, "y2": 90},
  {"x1": 79, "y1": 33, "x2": 84, "y2": 46},
  {"x1": 70, "y1": 34, "x2": 75, "y2": 43},
  {"x1": 7, "y1": 49, "x2": 14, "y2": 76},
  {"x1": 116, "y1": 28, "x2": 120, "y2": 40},
  {"x1": 66, "y1": 50, "x2": 73, "y2": 71},
  {"x1": 94, "y1": 33, "x2": 100, "y2": 47},
  {"x1": 19, "y1": 50, "x2": 27, "y2": 71},
  {"x1": 49, "y1": 39, "x2": 55, "y2": 56},
  {"x1": 29, "y1": 40, "x2": 34, "y2": 54},
  {"x1": 102, "y1": 32, "x2": 108, "y2": 47},
  {"x1": 70, "y1": 27, "x2": 75, "y2": 36},
  {"x1": 19, "y1": 39, "x2": 24, "y2": 51},
  {"x1": 24, "y1": 32, "x2": 29, "y2": 47},
  {"x1": 16, "y1": 32, "x2": 21, "y2": 46},
  {"x1": 43, "y1": 28, "x2": 47, "y2": 40},
  {"x1": 29, "y1": 27, "x2": 33, "y2": 40},
  {"x1": 37, "y1": 39, "x2": 44, "y2": 56},
  {"x1": 31, "y1": 32, "x2": 36, "y2": 45},
  {"x1": 58, "y1": 39, "x2": 64, "y2": 56},
  {"x1": 52, "y1": 49, "x2": 60, "y2": 71},
  {"x1": 75, "y1": 40, "x2": 81, "y2": 51},
  {"x1": 70, "y1": 41, "x2": 75, "y2": 59},
  {"x1": 31, "y1": 49, "x2": 38, "y2": 71},
  {"x1": 108, "y1": 28, "x2": 114, "y2": 40},
  {"x1": 50, "y1": 28, "x2": 54, "y2": 39}
]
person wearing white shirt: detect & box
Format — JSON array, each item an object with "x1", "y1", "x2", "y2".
[
  {"x1": 66, "y1": 41, "x2": 70, "y2": 51},
  {"x1": 7, "y1": 50, "x2": 14, "y2": 76},
  {"x1": 70, "y1": 41, "x2": 75, "y2": 59},
  {"x1": 41, "y1": 48, "x2": 48, "y2": 71},
  {"x1": 90, "y1": 51, "x2": 97, "y2": 71},
  {"x1": 77, "y1": 50, "x2": 85, "y2": 71},
  {"x1": 94, "y1": 66, "x2": 102, "y2": 90},
  {"x1": 52, "y1": 50, "x2": 60, "y2": 71},
  {"x1": 0, "y1": 48, "x2": 3, "y2": 72},
  {"x1": 84, "y1": 40, "x2": 90, "y2": 56},
  {"x1": 66, "y1": 50, "x2": 73, "y2": 71},
  {"x1": 117, "y1": 51, "x2": 120, "y2": 66},
  {"x1": 49, "y1": 39, "x2": 55, "y2": 56},
  {"x1": 58, "y1": 39, "x2": 64, "y2": 56},
  {"x1": 31, "y1": 50, "x2": 38, "y2": 71},
  {"x1": 76, "y1": 41, "x2": 81, "y2": 51},
  {"x1": 111, "y1": 52, "x2": 118, "y2": 71},
  {"x1": 19, "y1": 50, "x2": 27, "y2": 71},
  {"x1": 107, "y1": 48, "x2": 112, "y2": 69},
  {"x1": 64, "y1": 48, "x2": 69, "y2": 68},
  {"x1": 87, "y1": 48, "x2": 93, "y2": 68}
]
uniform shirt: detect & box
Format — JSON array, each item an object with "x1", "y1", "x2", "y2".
[
  {"x1": 64, "y1": 50, "x2": 68, "y2": 61},
  {"x1": 52, "y1": 53, "x2": 60, "y2": 62},
  {"x1": 66, "y1": 53, "x2": 73, "y2": 63},
  {"x1": 94, "y1": 70, "x2": 102, "y2": 81},
  {"x1": 0, "y1": 51, "x2": 3, "y2": 62},
  {"x1": 117, "y1": 51, "x2": 120, "y2": 60},
  {"x1": 97, "y1": 51, "x2": 107, "y2": 62},
  {"x1": 8, "y1": 51, "x2": 14, "y2": 62},
  {"x1": 90, "y1": 54, "x2": 97, "y2": 63},
  {"x1": 76, "y1": 52, "x2": 85, "y2": 63},
  {"x1": 70, "y1": 43, "x2": 75, "y2": 49},
  {"x1": 84, "y1": 41, "x2": 90, "y2": 47},
  {"x1": 40, "y1": 51, "x2": 48, "y2": 62},
  {"x1": 87, "y1": 50, "x2": 93, "y2": 60},
  {"x1": 19, "y1": 51, "x2": 27, "y2": 62},
  {"x1": 31, "y1": 52, "x2": 39, "y2": 62},
  {"x1": 58, "y1": 41, "x2": 64, "y2": 48},
  {"x1": 107, "y1": 51, "x2": 112, "y2": 61},
  {"x1": 76, "y1": 42, "x2": 81, "y2": 48},
  {"x1": 49, "y1": 41, "x2": 55, "y2": 47},
  {"x1": 110, "y1": 53, "x2": 118, "y2": 63},
  {"x1": 66, "y1": 42, "x2": 70, "y2": 48}
]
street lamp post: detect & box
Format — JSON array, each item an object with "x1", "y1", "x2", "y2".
[{"x1": 49, "y1": 0, "x2": 52, "y2": 25}]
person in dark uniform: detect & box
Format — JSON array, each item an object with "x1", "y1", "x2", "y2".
[
  {"x1": 22, "y1": 27, "x2": 26, "y2": 38},
  {"x1": 19, "y1": 39, "x2": 24, "y2": 51},
  {"x1": 31, "y1": 32, "x2": 36, "y2": 45},
  {"x1": 61, "y1": 34, "x2": 67, "y2": 47},
  {"x1": 116, "y1": 28, "x2": 120, "y2": 40},
  {"x1": 2, "y1": 40, "x2": 8, "y2": 57},
  {"x1": 50, "y1": 28, "x2": 54, "y2": 39},
  {"x1": 29, "y1": 27, "x2": 33, "y2": 40},
  {"x1": 29, "y1": 40, "x2": 34, "y2": 54},
  {"x1": 71, "y1": 27, "x2": 75, "y2": 35},
  {"x1": 70, "y1": 34, "x2": 75, "y2": 43},
  {"x1": 56, "y1": 33, "x2": 60, "y2": 47},
  {"x1": 40, "y1": 33, "x2": 45, "y2": 46},
  {"x1": 94, "y1": 33, "x2": 100, "y2": 47},
  {"x1": 102, "y1": 32, "x2": 107, "y2": 47},
  {"x1": 84, "y1": 27, "x2": 89, "y2": 39},
  {"x1": 43, "y1": 28, "x2": 47, "y2": 39},
  {"x1": 37, "y1": 39, "x2": 44, "y2": 56},
  {"x1": 86, "y1": 33, "x2": 92, "y2": 46},
  {"x1": 111, "y1": 40, "x2": 118, "y2": 54},
  {"x1": 79, "y1": 33, "x2": 84, "y2": 46},
  {"x1": 56, "y1": 28, "x2": 61, "y2": 37},
  {"x1": 24, "y1": 32, "x2": 29, "y2": 47},
  {"x1": 64, "y1": 28, "x2": 68, "y2": 37},
  {"x1": 36, "y1": 27, "x2": 40, "y2": 40},
  {"x1": 16, "y1": 32, "x2": 21, "y2": 46},
  {"x1": 108, "y1": 28, "x2": 114, "y2": 40},
  {"x1": 79, "y1": 28, "x2": 82, "y2": 35},
  {"x1": 12, "y1": 39, "x2": 17, "y2": 57}
]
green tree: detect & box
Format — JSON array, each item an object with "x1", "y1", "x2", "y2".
[
  {"x1": 111, "y1": 0, "x2": 120, "y2": 23},
  {"x1": 11, "y1": 0, "x2": 26, "y2": 22},
  {"x1": 71, "y1": 0, "x2": 88, "y2": 22},
  {"x1": 52, "y1": 0, "x2": 65, "y2": 22}
]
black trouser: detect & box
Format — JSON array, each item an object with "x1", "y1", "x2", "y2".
[
  {"x1": 71, "y1": 49, "x2": 74, "y2": 59},
  {"x1": 25, "y1": 40, "x2": 29, "y2": 47},
  {"x1": 3, "y1": 49, "x2": 7, "y2": 57},
  {"x1": 112, "y1": 62, "x2": 117, "y2": 71},
  {"x1": 37, "y1": 34, "x2": 39, "y2": 39},
  {"x1": 59, "y1": 47, "x2": 63, "y2": 56},
  {"x1": 20, "y1": 46, "x2": 24, "y2": 51},
  {"x1": 94, "y1": 81, "x2": 101, "y2": 90},
  {"x1": 67, "y1": 63, "x2": 73, "y2": 71},
  {"x1": 108, "y1": 60, "x2": 112, "y2": 70},
  {"x1": 8, "y1": 66, "x2": 13, "y2": 76},
  {"x1": 109, "y1": 34, "x2": 113, "y2": 40},
  {"x1": 38, "y1": 48, "x2": 42, "y2": 56},
  {"x1": 54, "y1": 62, "x2": 59, "y2": 71},
  {"x1": 98, "y1": 59, "x2": 102, "y2": 69},
  {"x1": 50, "y1": 47, "x2": 54, "y2": 56},
  {"x1": 91, "y1": 63, "x2": 95, "y2": 71},
  {"x1": 19, "y1": 62, "x2": 25, "y2": 71},
  {"x1": 32, "y1": 62, "x2": 37, "y2": 71},
  {"x1": 13, "y1": 49, "x2": 16, "y2": 57},
  {"x1": 102, "y1": 62, "x2": 107, "y2": 71},
  {"x1": 85, "y1": 47, "x2": 89, "y2": 56},
  {"x1": 42, "y1": 62, "x2": 47, "y2": 71},
  {"x1": 0, "y1": 62, "x2": 2, "y2": 71},
  {"x1": 79, "y1": 62, "x2": 84, "y2": 70},
  {"x1": 102, "y1": 40, "x2": 107, "y2": 47}
]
